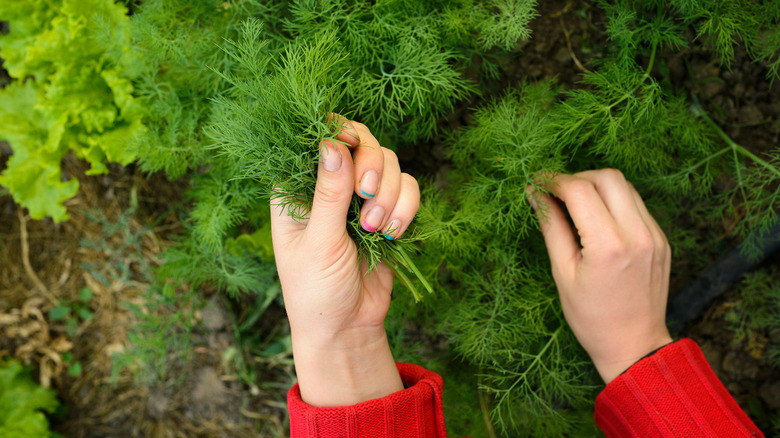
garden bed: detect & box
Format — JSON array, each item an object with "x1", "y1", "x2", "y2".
[{"x1": 1, "y1": 0, "x2": 779, "y2": 436}]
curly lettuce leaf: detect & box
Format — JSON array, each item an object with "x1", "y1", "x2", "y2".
[
  {"x1": 0, "y1": 360, "x2": 59, "y2": 438},
  {"x1": 0, "y1": 0, "x2": 144, "y2": 221},
  {"x1": 0, "y1": 81, "x2": 77, "y2": 221}
]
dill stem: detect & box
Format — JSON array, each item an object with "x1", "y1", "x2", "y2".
[
  {"x1": 644, "y1": 42, "x2": 658, "y2": 78},
  {"x1": 477, "y1": 374, "x2": 499, "y2": 438},
  {"x1": 396, "y1": 245, "x2": 433, "y2": 295},
  {"x1": 694, "y1": 103, "x2": 780, "y2": 179},
  {"x1": 499, "y1": 327, "x2": 564, "y2": 396},
  {"x1": 384, "y1": 256, "x2": 422, "y2": 301},
  {"x1": 605, "y1": 42, "x2": 659, "y2": 112}
]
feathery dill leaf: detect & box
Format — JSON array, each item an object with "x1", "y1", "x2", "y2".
[
  {"x1": 206, "y1": 19, "x2": 430, "y2": 296},
  {"x1": 128, "y1": 0, "x2": 281, "y2": 178},
  {"x1": 415, "y1": 81, "x2": 598, "y2": 436}
]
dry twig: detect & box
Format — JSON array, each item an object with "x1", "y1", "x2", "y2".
[
  {"x1": 18, "y1": 209, "x2": 58, "y2": 305},
  {"x1": 559, "y1": 16, "x2": 590, "y2": 73}
]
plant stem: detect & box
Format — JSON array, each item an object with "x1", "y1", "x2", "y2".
[
  {"x1": 395, "y1": 245, "x2": 434, "y2": 295},
  {"x1": 644, "y1": 42, "x2": 658, "y2": 77},
  {"x1": 693, "y1": 103, "x2": 780, "y2": 179},
  {"x1": 477, "y1": 374, "x2": 499, "y2": 438},
  {"x1": 606, "y1": 43, "x2": 659, "y2": 112},
  {"x1": 384, "y1": 256, "x2": 422, "y2": 301}
]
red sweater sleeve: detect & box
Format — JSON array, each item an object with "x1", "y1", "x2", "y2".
[
  {"x1": 594, "y1": 338, "x2": 763, "y2": 437},
  {"x1": 287, "y1": 362, "x2": 448, "y2": 437}
]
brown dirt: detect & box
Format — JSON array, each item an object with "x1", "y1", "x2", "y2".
[
  {"x1": 0, "y1": 156, "x2": 290, "y2": 437},
  {"x1": 684, "y1": 259, "x2": 780, "y2": 435}
]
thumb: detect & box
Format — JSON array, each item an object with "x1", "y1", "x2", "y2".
[{"x1": 307, "y1": 139, "x2": 355, "y2": 235}]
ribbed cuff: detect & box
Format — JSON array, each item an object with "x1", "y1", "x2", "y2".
[
  {"x1": 595, "y1": 338, "x2": 763, "y2": 437},
  {"x1": 288, "y1": 362, "x2": 448, "y2": 438}
]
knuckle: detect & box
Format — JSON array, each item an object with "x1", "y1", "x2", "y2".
[
  {"x1": 603, "y1": 241, "x2": 630, "y2": 261},
  {"x1": 599, "y1": 230, "x2": 638, "y2": 261},
  {"x1": 601, "y1": 168, "x2": 626, "y2": 182},
  {"x1": 383, "y1": 147, "x2": 399, "y2": 165},
  {"x1": 566, "y1": 179, "x2": 594, "y2": 198},
  {"x1": 401, "y1": 172, "x2": 420, "y2": 190},
  {"x1": 314, "y1": 184, "x2": 342, "y2": 205},
  {"x1": 633, "y1": 230, "x2": 655, "y2": 254}
]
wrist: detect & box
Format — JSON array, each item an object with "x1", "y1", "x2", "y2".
[
  {"x1": 291, "y1": 326, "x2": 404, "y2": 407},
  {"x1": 593, "y1": 332, "x2": 674, "y2": 384}
]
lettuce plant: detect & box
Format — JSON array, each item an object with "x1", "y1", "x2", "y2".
[
  {"x1": 0, "y1": 0, "x2": 144, "y2": 221},
  {"x1": 0, "y1": 360, "x2": 59, "y2": 438}
]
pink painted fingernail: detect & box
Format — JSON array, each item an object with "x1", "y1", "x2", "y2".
[
  {"x1": 362, "y1": 206, "x2": 385, "y2": 232},
  {"x1": 320, "y1": 141, "x2": 341, "y2": 172}
]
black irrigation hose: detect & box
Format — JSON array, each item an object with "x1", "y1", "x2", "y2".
[{"x1": 667, "y1": 218, "x2": 780, "y2": 334}]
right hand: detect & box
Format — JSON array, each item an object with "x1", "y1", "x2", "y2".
[
  {"x1": 530, "y1": 169, "x2": 673, "y2": 384},
  {"x1": 270, "y1": 118, "x2": 419, "y2": 407}
]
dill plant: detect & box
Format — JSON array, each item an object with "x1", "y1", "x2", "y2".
[
  {"x1": 123, "y1": 0, "x2": 284, "y2": 295},
  {"x1": 123, "y1": 0, "x2": 537, "y2": 296},
  {"x1": 412, "y1": 82, "x2": 597, "y2": 436},
  {"x1": 282, "y1": 0, "x2": 537, "y2": 143},
  {"x1": 206, "y1": 19, "x2": 436, "y2": 297},
  {"x1": 128, "y1": 0, "x2": 282, "y2": 179},
  {"x1": 4, "y1": 0, "x2": 778, "y2": 435},
  {"x1": 404, "y1": 2, "x2": 779, "y2": 436},
  {"x1": 589, "y1": 0, "x2": 780, "y2": 256}
]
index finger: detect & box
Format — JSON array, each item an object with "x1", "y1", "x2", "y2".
[
  {"x1": 530, "y1": 187, "x2": 581, "y2": 277},
  {"x1": 328, "y1": 113, "x2": 360, "y2": 147},
  {"x1": 545, "y1": 174, "x2": 618, "y2": 249}
]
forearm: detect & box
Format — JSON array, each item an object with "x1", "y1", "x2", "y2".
[{"x1": 292, "y1": 326, "x2": 404, "y2": 407}]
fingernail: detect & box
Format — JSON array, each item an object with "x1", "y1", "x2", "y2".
[
  {"x1": 383, "y1": 219, "x2": 400, "y2": 240},
  {"x1": 527, "y1": 196, "x2": 538, "y2": 211},
  {"x1": 526, "y1": 185, "x2": 538, "y2": 211},
  {"x1": 321, "y1": 141, "x2": 341, "y2": 172},
  {"x1": 359, "y1": 170, "x2": 378, "y2": 198},
  {"x1": 362, "y1": 205, "x2": 385, "y2": 232}
]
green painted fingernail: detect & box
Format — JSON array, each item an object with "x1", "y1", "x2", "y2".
[{"x1": 360, "y1": 170, "x2": 379, "y2": 198}]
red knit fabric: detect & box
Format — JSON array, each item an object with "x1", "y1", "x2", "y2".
[
  {"x1": 288, "y1": 339, "x2": 763, "y2": 437},
  {"x1": 288, "y1": 362, "x2": 447, "y2": 438},
  {"x1": 595, "y1": 338, "x2": 764, "y2": 437}
]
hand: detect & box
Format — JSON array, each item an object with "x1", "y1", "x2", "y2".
[
  {"x1": 270, "y1": 119, "x2": 420, "y2": 407},
  {"x1": 530, "y1": 169, "x2": 673, "y2": 384}
]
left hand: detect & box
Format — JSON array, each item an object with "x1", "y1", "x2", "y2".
[
  {"x1": 270, "y1": 118, "x2": 420, "y2": 407},
  {"x1": 531, "y1": 169, "x2": 673, "y2": 383}
]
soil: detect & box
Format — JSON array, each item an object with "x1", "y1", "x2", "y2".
[
  {"x1": 684, "y1": 257, "x2": 780, "y2": 435},
  {"x1": 1, "y1": 1, "x2": 779, "y2": 437},
  {"x1": 0, "y1": 157, "x2": 291, "y2": 437}
]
